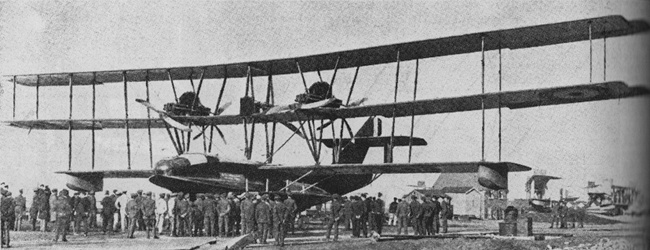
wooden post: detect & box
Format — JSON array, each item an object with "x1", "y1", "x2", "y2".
[
  {"x1": 92, "y1": 73, "x2": 96, "y2": 170},
  {"x1": 146, "y1": 70, "x2": 153, "y2": 168},
  {"x1": 68, "y1": 74, "x2": 73, "y2": 171},
  {"x1": 408, "y1": 59, "x2": 419, "y2": 163}
]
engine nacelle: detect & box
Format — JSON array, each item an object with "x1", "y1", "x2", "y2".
[
  {"x1": 66, "y1": 174, "x2": 103, "y2": 192},
  {"x1": 478, "y1": 164, "x2": 508, "y2": 190}
]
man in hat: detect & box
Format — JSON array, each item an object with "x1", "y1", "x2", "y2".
[
  {"x1": 141, "y1": 192, "x2": 158, "y2": 239},
  {"x1": 388, "y1": 197, "x2": 398, "y2": 227},
  {"x1": 37, "y1": 185, "x2": 50, "y2": 232},
  {"x1": 13, "y1": 189, "x2": 26, "y2": 231},
  {"x1": 87, "y1": 191, "x2": 97, "y2": 229},
  {"x1": 203, "y1": 194, "x2": 216, "y2": 236},
  {"x1": 396, "y1": 197, "x2": 410, "y2": 235},
  {"x1": 101, "y1": 190, "x2": 116, "y2": 234},
  {"x1": 283, "y1": 193, "x2": 297, "y2": 235},
  {"x1": 439, "y1": 197, "x2": 450, "y2": 233},
  {"x1": 73, "y1": 192, "x2": 90, "y2": 236},
  {"x1": 29, "y1": 188, "x2": 40, "y2": 231},
  {"x1": 177, "y1": 193, "x2": 191, "y2": 236},
  {"x1": 350, "y1": 196, "x2": 365, "y2": 237},
  {"x1": 52, "y1": 189, "x2": 72, "y2": 242},
  {"x1": 216, "y1": 193, "x2": 231, "y2": 237},
  {"x1": 255, "y1": 194, "x2": 271, "y2": 244},
  {"x1": 1, "y1": 191, "x2": 14, "y2": 247},
  {"x1": 240, "y1": 192, "x2": 255, "y2": 235},
  {"x1": 409, "y1": 196, "x2": 423, "y2": 235},
  {"x1": 168, "y1": 192, "x2": 180, "y2": 236},
  {"x1": 342, "y1": 196, "x2": 352, "y2": 231},
  {"x1": 325, "y1": 194, "x2": 342, "y2": 241},
  {"x1": 115, "y1": 190, "x2": 129, "y2": 232},
  {"x1": 48, "y1": 189, "x2": 58, "y2": 230},
  {"x1": 421, "y1": 195, "x2": 434, "y2": 235},
  {"x1": 155, "y1": 193, "x2": 168, "y2": 235},
  {"x1": 135, "y1": 190, "x2": 145, "y2": 231},
  {"x1": 272, "y1": 195, "x2": 288, "y2": 246},
  {"x1": 375, "y1": 192, "x2": 385, "y2": 234},
  {"x1": 126, "y1": 193, "x2": 140, "y2": 238}
]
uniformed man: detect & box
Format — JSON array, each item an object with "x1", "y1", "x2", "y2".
[
  {"x1": 350, "y1": 196, "x2": 366, "y2": 237},
  {"x1": 203, "y1": 194, "x2": 216, "y2": 236},
  {"x1": 115, "y1": 191, "x2": 129, "y2": 232},
  {"x1": 141, "y1": 192, "x2": 158, "y2": 239},
  {"x1": 375, "y1": 193, "x2": 385, "y2": 234},
  {"x1": 266, "y1": 194, "x2": 276, "y2": 239},
  {"x1": 1, "y1": 191, "x2": 14, "y2": 247},
  {"x1": 52, "y1": 189, "x2": 72, "y2": 242},
  {"x1": 409, "y1": 196, "x2": 423, "y2": 235},
  {"x1": 155, "y1": 193, "x2": 168, "y2": 235},
  {"x1": 87, "y1": 191, "x2": 98, "y2": 229},
  {"x1": 360, "y1": 194, "x2": 370, "y2": 237},
  {"x1": 13, "y1": 189, "x2": 26, "y2": 231},
  {"x1": 272, "y1": 195, "x2": 288, "y2": 246},
  {"x1": 216, "y1": 193, "x2": 231, "y2": 237},
  {"x1": 126, "y1": 193, "x2": 139, "y2": 238},
  {"x1": 325, "y1": 194, "x2": 342, "y2": 241},
  {"x1": 177, "y1": 193, "x2": 191, "y2": 236},
  {"x1": 193, "y1": 194, "x2": 205, "y2": 236},
  {"x1": 396, "y1": 198, "x2": 410, "y2": 235},
  {"x1": 421, "y1": 196, "x2": 434, "y2": 235},
  {"x1": 439, "y1": 197, "x2": 450, "y2": 233},
  {"x1": 283, "y1": 193, "x2": 297, "y2": 235},
  {"x1": 231, "y1": 195, "x2": 241, "y2": 236},
  {"x1": 559, "y1": 201, "x2": 568, "y2": 228},
  {"x1": 29, "y1": 188, "x2": 39, "y2": 231},
  {"x1": 240, "y1": 192, "x2": 254, "y2": 235},
  {"x1": 48, "y1": 188, "x2": 58, "y2": 229},
  {"x1": 73, "y1": 192, "x2": 90, "y2": 236},
  {"x1": 388, "y1": 197, "x2": 398, "y2": 227},
  {"x1": 342, "y1": 196, "x2": 353, "y2": 230},
  {"x1": 255, "y1": 194, "x2": 271, "y2": 244},
  {"x1": 168, "y1": 192, "x2": 179, "y2": 236},
  {"x1": 37, "y1": 185, "x2": 50, "y2": 232},
  {"x1": 432, "y1": 197, "x2": 441, "y2": 234},
  {"x1": 101, "y1": 191, "x2": 116, "y2": 234}
]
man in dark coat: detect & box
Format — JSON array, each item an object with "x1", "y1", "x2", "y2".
[
  {"x1": 325, "y1": 194, "x2": 342, "y2": 241},
  {"x1": 73, "y1": 192, "x2": 90, "y2": 236},
  {"x1": 421, "y1": 196, "x2": 434, "y2": 235},
  {"x1": 52, "y1": 189, "x2": 72, "y2": 242},
  {"x1": 87, "y1": 191, "x2": 98, "y2": 229},
  {"x1": 396, "y1": 198, "x2": 410, "y2": 235},
  {"x1": 126, "y1": 193, "x2": 140, "y2": 238},
  {"x1": 101, "y1": 191, "x2": 116, "y2": 234},
  {"x1": 176, "y1": 193, "x2": 191, "y2": 236},
  {"x1": 283, "y1": 193, "x2": 297, "y2": 235},
  {"x1": 203, "y1": 194, "x2": 216, "y2": 236},
  {"x1": 350, "y1": 196, "x2": 366, "y2": 238},
  {"x1": 432, "y1": 197, "x2": 441, "y2": 234},
  {"x1": 29, "y1": 188, "x2": 39, "y2": 231},
  {"x1": 216, "y1": 193, "x2": 231, "y2": 237},
  {"x1": 409, "y1": 196, "x2": 423, "y2": 235},
  {"x1": 141, "y1": 192, "x2": 158, "y2": 239},
  {"x1": 342, "y1": 196, "x2": 353, "y2": 230},
  {"x1": 1, "y1": 191, "x2": 14, "y2": 247},
  {"x1": 439, "y1": 197, "x2": 450, "y2": 233},
  {"x1": 255, "y1": 194, "x2": 271, "y2": 244},
  {"x1": 13, "y1": 189, "x2": 26, "y2": 231},
  {"x1": 272, "y1": 195, "x2": 288, "y2": 246},
  {"x1": 240, "y1": 193, "x2": 255, "y2": 235}
]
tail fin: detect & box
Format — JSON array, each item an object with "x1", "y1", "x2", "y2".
[{"x1": 337, "y1": 118, "x2": 374, "y2": 164}]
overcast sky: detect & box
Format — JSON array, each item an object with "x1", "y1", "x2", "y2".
[{"x1": 0, "y1": 0, "x2": 648, "y2": 203}]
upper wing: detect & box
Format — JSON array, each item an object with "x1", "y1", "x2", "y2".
[
  {"x1": 9, "y1": 16, "x2": 648, "y2": 86},
  {"x1": 259, "y1": 161, "x2": 530, "y2": 176},
  {"x1": 5, "y1": 81, "x2": 648, "y2": 130}
]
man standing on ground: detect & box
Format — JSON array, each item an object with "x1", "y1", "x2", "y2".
[
  {"x1": 203, "y1": 194, "x2": 216, "y2": 236},
  {"x1": 87, "y1": 191, "x2": 97, "y2": 229},
  {"x1": 432, "y1": 196, "x2": 441, "y2": 234},
  {"x1": 52, "y1": 189, "x2": 72, "y2": 243},
  {"x1": 29, "y1": 188, "x2": 39, "y2": 231},
  {"x1": 421, "y1": 196, "x2": 434, "y2": 235},
  {"x1": 375, "y1": 193, "x2": 385, "y2": 235},
  {"x1": 325, "y1": 194, "x2": 342, "y2": 241},
  {"x1": 283, "y1": 193, "x2": 297, "y2": 235},
  {"x1": 342, "y1": 196, "x2": 352, "y2": 230},
  {"x1": 101, "y1": 191, "x2": 116, "y2": 234},
  {"x1": 48, "y1": 189, "x2": 58, "y2": 231},
  {"x1": 396, "y1": 198, "x2": 410, "y2": 235},
  {"x1": 240, "y1": 193, "x2": 254, "y2": 235},
  {"x1": 1, "y1": 191, "x2": 13, "y2": 247},
  {"x1": 216, "y1": 193, "x2": 231, "y2": 237},
  {"x1": 388, "y1": 197, "x2": 398, "y2": 227},
  {"x1": 73, "y1": 192, "x2": 90, "y2": 236},
  {"x1": 254, "y1": 194, "x2": 271, "y2": 244},
  {"x1": 409, "y1": 196, "x2": 422, "y2": 235},
  {"x1": 350, "y1": 196, "x2": 365, "y2": 238},
  {"x1": 177, "y1": 193, "x2": 191, "y2": 236},
  {"x1": 155, "y1": 193, "x2": 167, "y2": 235},
  {"x1": 272, "y1": 195, "x2": 288, "y2": 246},
  {"x1": 115, "y1": 191, "x2": 129, "y2": 232},
  {"x1": 126, "y1": 193, "x2": 139, "y2": 238},
  {"x1": 13, "y1": 189, "x2": 26, "y2": 231},
  {"x1": 439, "y1": 197, "x2": 450, "y2": 233},
  {"x1": 141, "y1": 192, "x2": 158, "y2": 239}
]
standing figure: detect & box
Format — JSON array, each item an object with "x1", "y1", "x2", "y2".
[
  {"x1": 1, "y1": 191, "x2": 14, "y2": 247},
  {"x1": 342, "y1": 196, "x2": 353, "y2": 230},
  {"x1": 168, "y1": 193, "x2": 179, "y2": 236},
  {"x1": 283, "y1": 193, "x2": 297, "y2": 235},
  {"x1": 13, "y1": 189, "x2": 26, "y2": 231},
  {"x1": 272, "y1": 195, "x2": 288, "y2": 246},
  {"x1": 141, "y1": 192, "x2": 158, "y2": 239},
  {"x1": 73, "y1": 192, "x2": 90, "y2": 236},
  {"x1": 325, "y1": 194, "x2": 342, "y2": 241},
  {"x1": 194, "y1": 194, "x2": 205, "y2": 236},
  {"x1": 155, "y1": 193, "x2": 168, "y2": 235},
  {"x1": 409, "y1": 196, "x2": 423, "y2": 235},
  {"x1": 115, "y1": 191, "x2": 129, "y2": 232},
  {"x1": 439, "y1": 197, "x2": 450, "y2": 233},
  {"x1": 388, "y1": 197, "x2": 398, "y2": 227},
  {"x1": 360, "y1": 194, "x2": 370, "y2": 237},
  {"x1": 203, "y1": 194, "x2": 216, "y2": 236},
  {"x1": 126, "y1": 193, "x2": 139, "y2": 238},
  {"x1": 350, "y1": 196, "x2": 366, "y2": 238},
  {"x1": 432, "y1": 197, "x2": 441, "y2": 234},
  {"x1": 177, "y1": 194, "x2": 191, "y2": 236},
  {"x1": 48, "y1": 189, "x2": 58, "y2": 231},
  {"x1": 421, "y1": 196, "x2": 434, "y2": 235},
  {"x1": 255, "y1": 194, "x2": 271, "y2": 244},
  {"x1": 52, "y1": 190, "x2": 72, "y2": 242},
  {"x1": 29, "y1": 188, "x2": 39, "y2": 231},
  {"x1": 240, "y1": 193, "x2": 255, "y2": 235},
  {"x1": 101, "y1": 191, "x2": 116, "y2": 234},
  {"x1": 216, "y1": 193, "x2": 231, "y2": 237},
  {"x1": 396, "y1": 198, "x2": 410, "y2": 235},
  {"x1": 87, "y1": 191, "x2": 97, "y2": 229},
  {"x1": 375, "y1": 193, "x2": 385, "y2": 234}
]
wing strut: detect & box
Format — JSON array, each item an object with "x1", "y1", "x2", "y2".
[
  {"x1": 12, "y1": 76, "x2": 16, "y2": 119},
  {"x1": 68, "y1": 73, "x2": 73, "y2": 171},
  {"x1": 480, "y1": 36, "x2": 486, "y2": 162},
  {"x1": 145, "y1": 70, "x2": 154, "y2": 168},
  {"x1": 388, "y1": 49, "x2": 401, "y2": 163},
  {"x1": 408, "y1": 59, "x2": 419, "y2": 163},
  {"x1": 498, "y1": 46, "x2": 503, "y2": 161},
  {"x1": 91, "y1": 73, "x2": 96, "y2": 169}
]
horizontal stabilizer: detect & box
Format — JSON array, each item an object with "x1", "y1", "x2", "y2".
[{"x1": 319, "y1": 136, "x2": 427, "y2": 148}]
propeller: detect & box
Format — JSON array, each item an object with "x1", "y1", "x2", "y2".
[
  {"x1": 189, "y1": 102, "x2": 232, "y2": 144},
  {"x1": 136, "y1": 99, "x2": 192, "y2": 132},
  {"x1": 316, "y1": 97, "x2": 368, "y2": 131}
]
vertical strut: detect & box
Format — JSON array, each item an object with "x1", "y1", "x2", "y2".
[
  {"x1": 244, "y1": 119, "x2": 250, "y2": 159},
  {"x1": 36, "y1": 76, "x2": 40, "y2": 119},
  {"x1": 192, "y1": 68, "x2": 206, "y2": 108},
  {"x1": 167, "y1": 69, "x2": 179, "y2": 103},
  {"x1": 389, "y1": 50, "x2": 400, "y2": 163},
  {"x1": 498, "y1": 46, "x2": 502, "y2": 162},
  {"x1": 123, "y1": 71, "x2": 132, "y2": 169},
  {"x1": 603, "y1": 36, "x2": 606, "y2": 81},
  {"x1": 164, "y1": 124, "x2": 181, "y2": 154},
  {"x1": 92, "y1": 73, "x2": 96, "y2": 170},
  {"x1": 12, "y1": 76, "x2": 16, "y2": 119},
  {"x1": 68, "y1": 74, "x2": 73, "y2": 171},
  {"x1": 327, "y1": 56, "x2": 341, "y2": 97},
  {"x1": 408, "y1": 59, "x2": 419, "y2": 163},
  {"x1": 145, "y1": 70, "x2": 153, "y2": 168},
  {"x1": 589, "y1": 22, "x2": 593, "y2": 83},
  {"x1": 480, "y1": 36, "x2": 486, "y2": 162}
]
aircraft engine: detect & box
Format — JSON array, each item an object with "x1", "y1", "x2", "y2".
[
  {"x1": 477, "y1": 164, "x2": 508, "y2": 190},
  {"x1": 66, "y1": 174, "x2": 103, "y2": 192}
]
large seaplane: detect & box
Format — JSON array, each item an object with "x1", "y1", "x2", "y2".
[{"x1": 5, "y1": 16, "x2": 649, "y2": 210}]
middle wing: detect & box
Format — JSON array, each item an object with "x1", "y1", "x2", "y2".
[{"x1": 5, "y1": 81, "x2": 647, "y2": 130}]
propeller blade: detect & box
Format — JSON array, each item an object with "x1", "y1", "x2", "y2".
[
  {"x1": 192, "y1": 126, "x2": 208, "y2": 140},
  {"x1": 280, "y1": 121, "x2": 305, "y2": 139},
  {"x1": 345, "y1": 97, "x2": 368, "y2": 107},
  {"x1": 215, "y1": 101, "x2": 232, "y2": 115},
  {"x1": 136, "y1": 99, "x2": 165, "y2": 114},
  {"x1": 161, "y1": 114, "x2": 192, "y2": 132}
]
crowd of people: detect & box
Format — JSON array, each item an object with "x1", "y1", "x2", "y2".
[
  {"x1": 324, "y1": 192, "x2": 452, "y2": 240},
  {"x1": 0, "y1": 182, "x2": 299, "y2": 247}
]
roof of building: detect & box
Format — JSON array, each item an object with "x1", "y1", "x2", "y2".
[{"x1": 440, "y1": 186, "x2": 476, "y2": 194}]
